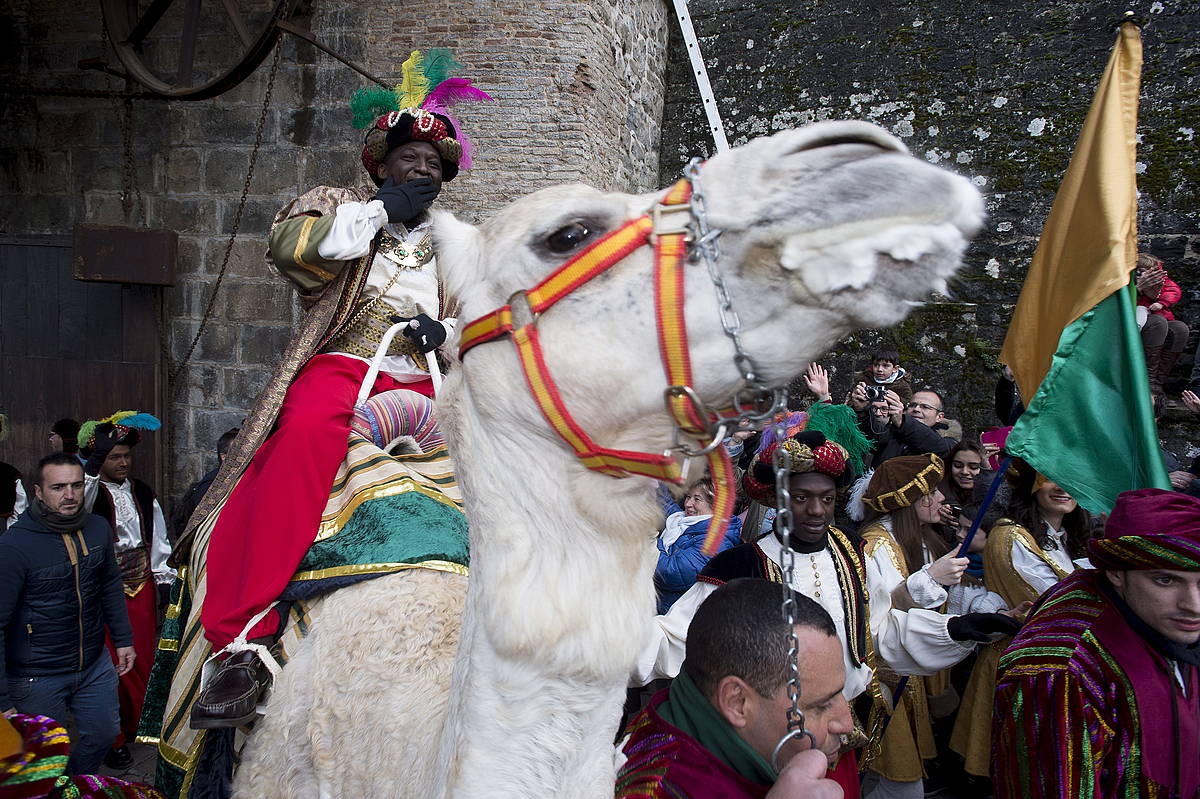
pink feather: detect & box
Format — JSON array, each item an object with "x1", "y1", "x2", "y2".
[
  {"x1": 435, "y1": 109, "x2": 475, "y2": 170},
  {"x1": 422, "y1": 78, "x2": 493, "y2": 111}
]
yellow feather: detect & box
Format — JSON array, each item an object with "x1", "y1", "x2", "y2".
[{"x1": 396, "y1": 50, "x2": 429, "y2": 110}]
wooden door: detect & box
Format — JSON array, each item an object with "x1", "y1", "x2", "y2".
[{"x1": 0, "y1": 236, "x2": 168, "y2": 498}]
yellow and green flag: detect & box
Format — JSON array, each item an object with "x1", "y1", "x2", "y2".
[{"x1": 1000, "y1": 22, "x2": 1169, "y2": 514}]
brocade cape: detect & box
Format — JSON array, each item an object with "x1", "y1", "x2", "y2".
[{"x1": 950, "y1": 519, "x2": 1069, "y2": 777}]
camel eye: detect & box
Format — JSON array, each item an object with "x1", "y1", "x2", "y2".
[{"x1": 544, "y1": 221, "x2": 593, "y2": 254}]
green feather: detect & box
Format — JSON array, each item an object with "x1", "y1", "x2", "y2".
[
  {"x1": 421, "y1": 48, "x2": 462, "y2": 91},
  {"x1": 77, "y1": 420, "x2": 100, "y2": 450},
  {"x1": 806, "y1": 402, "x2": 873, "y2": 477},
  {"x1": 350, "y1": 86, "x2": 399, "y2": 129}
]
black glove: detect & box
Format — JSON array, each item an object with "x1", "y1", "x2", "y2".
[
  {"x1": 373, "y1": 177, "x2": 439, "y2": 224},
  {"x1": 947, "y1": 612, "x2": 1022, "y2": 643},
  {"x1": 394, "y1": 313, "x2": 446, "y2": 354},
  {"x1": 84, "y1": 427, "x2": 122, "y2": 477}
]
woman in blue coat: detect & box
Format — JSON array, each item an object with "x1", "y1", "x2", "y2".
[{"x1": 654, "y1": 477, "x2": 743, "y2": 613}]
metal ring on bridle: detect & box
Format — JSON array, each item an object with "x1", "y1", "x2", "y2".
[
  {"x1": 663, "y1": 385, "x2": 730, "y2": 456},
  {"x1": 771, "y1": 727, "x2": 818, "y2": 772},
  {"x1": 671, "y1": 421, "x2": 728, "y2": 457}
]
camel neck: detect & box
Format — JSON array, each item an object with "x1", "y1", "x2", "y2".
[{"x1": 435, "y1": 377, "x2": 661, "y2": 798}]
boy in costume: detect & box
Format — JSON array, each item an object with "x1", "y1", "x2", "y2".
[
  {"x1": 992, "y1": 488, "x2": 1200, "y2": 799},
  {"x1": 79, "y1": 412, "x2": 170, "y2": 770}
]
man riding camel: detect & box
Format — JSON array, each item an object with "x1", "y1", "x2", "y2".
[{"x1": 186, "y1": 50, "x2": 490, "y2": 729}]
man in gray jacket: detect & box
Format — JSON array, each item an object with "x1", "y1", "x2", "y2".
[{"x1": 0, "y1": 453, "x2": 133, "y2": 774}]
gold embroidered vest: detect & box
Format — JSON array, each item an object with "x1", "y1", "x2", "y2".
[{"x1": 320, "y1": 230, "x2": 436, "y2": 370}]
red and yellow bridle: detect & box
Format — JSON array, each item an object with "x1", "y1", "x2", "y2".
[{"x1": 458, "y1": 179, "x2": 740, "y2": 555}]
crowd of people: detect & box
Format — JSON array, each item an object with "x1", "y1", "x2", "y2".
[
  {"x1": 1, "y1": 46, "x2": 1196, "y2": 798},
  {"x1": 639, "y1": 347, "x2": 1200, "y2": 799},
  {"x1": 0, "y1": 415, "x2": 236, "y2": 797}
]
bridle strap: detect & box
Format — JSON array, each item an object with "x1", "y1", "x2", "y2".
[
  {"x1": 652, "y1": 179, "x2": 736, "y2": 555},
  {"x1": 511, "y1": 325, "x2": 680, "y2": 481},
  {"x1": 459, "y1": 216, "x2": 656, "y2": 357},
  {"x1": 459, "y1": 176, "x2": 737, "y2": 553}
]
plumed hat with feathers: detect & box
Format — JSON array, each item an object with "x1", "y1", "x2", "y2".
[
  {"x1": 350, "y1": 49, "x2": 491, "y2": 185},
  {"x1": 78, "y1": 410, "x2": 161, "y2": 455},
  {"x1": 742, "y1": 403, "x2": 872, "y2": 504}
]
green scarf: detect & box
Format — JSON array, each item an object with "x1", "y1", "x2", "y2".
[{"x1": 658, "y1": 669, "x2": 777, "y2": 786}]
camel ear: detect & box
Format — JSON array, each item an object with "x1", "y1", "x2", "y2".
[{"x1": 431, "y1": 209, "x2": 486, "y2": 303}]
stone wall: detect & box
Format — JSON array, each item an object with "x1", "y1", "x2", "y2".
[
  {"x1": 1, "y1": 0, "x2": 668, "y2": 501},
  {"x1": 658, "y1": 0, "x2": 1200, "y2": 457}
]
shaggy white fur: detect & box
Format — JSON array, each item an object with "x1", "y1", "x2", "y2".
[
  {"x1": 233, "y1": 120, "x2": 983, "y2": 798},
  {"x1": 234, "y1": 570, "x2": 466, "y2": 798}
]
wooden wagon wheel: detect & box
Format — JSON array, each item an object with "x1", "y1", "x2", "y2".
[{"x1": 99, "y1": 0, "x2": 301, "y2": 100}]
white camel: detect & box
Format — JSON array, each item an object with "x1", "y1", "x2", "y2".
[{"x1": 230, "y1": 120, "x2": 983, "y2": 798}]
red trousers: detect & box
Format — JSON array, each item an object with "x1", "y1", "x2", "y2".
[
  {"x1": 202, "y1": 355, "x2": 423, "y2": 650},
  {"x1": 104, "y1": 580, "x2": 156, "y2": 746}
]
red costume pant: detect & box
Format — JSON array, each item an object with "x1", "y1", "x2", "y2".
[
  {"x1": 103, "y1": 579, "x2": 156, "y2": 747},
  {"x1": 201, "y1": 354, "x2": 426, "y2": 650}
]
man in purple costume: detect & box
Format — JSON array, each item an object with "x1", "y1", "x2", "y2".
[
  {"x1": 616, "y1": 579, "x2": 850, "y2": 798},
  {"x1": 992, "y1": 488, "x2": 1200, "y2": 799}
]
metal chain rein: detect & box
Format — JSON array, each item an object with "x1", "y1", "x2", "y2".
[
  {"x1": 682, "y1": 158, "x2": 787, "y2": 436},
  {"x1": 678, "y1": 158, "x2": 813, "y2": 766}
]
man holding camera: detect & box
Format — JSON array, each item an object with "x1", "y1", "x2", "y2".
[{"x1": 848, "y1": 384, "x2": 956, "y2": 469}]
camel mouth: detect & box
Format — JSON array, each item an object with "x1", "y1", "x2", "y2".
[{"x1": 777, "y1": 200, "x2": 980, "y2": 298}]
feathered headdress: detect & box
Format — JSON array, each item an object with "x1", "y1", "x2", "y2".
[
  {"x1": 78, "y1": 410, "x2": 161, "y2": 453},
  {"x1": 742, "y1": 403, "x2": 873, "y2": 504},
  {"x1": 350, "y1": 48, "x2": 491, "y2": 181}
]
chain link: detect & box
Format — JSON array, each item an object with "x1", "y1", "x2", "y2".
[
  {"x1": 682, "y1": 158, "x2": 787, "y2": 433},
  {"x1": 771, "y1": 423, "x2": 816, "y2": 762},
  {"x1": 681, "y1": 158, "x2": 817, "y2": 766},
  {"x1": 119, "y1": 96, "x2": 143, "y2": 223},
  {"x1": 170, "y1": 39, "x2": 283, "y2": 388},
  {"x1": 680, "y1": 157, "x2": 813, "y2": 762}
]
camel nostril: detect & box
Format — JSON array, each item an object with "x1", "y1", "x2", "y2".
[
  {"x1": 789, "y1": 135, "x2": 895, "y2": 156},
  {"x1": 775, "y1": 121, "x2": 909, "y2": 159}
]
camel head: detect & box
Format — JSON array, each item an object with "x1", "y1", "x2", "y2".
[{"x1": 434, "y1": 119, "x2": 983, "y2": 486}]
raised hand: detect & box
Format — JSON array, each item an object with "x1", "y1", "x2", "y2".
[
  {"x1": 373, "y1": 177, "x2": 439, "y2": 224},
  {"x1": 804, "y1": 363, "x2": 832, "y2": 402},
  {"x1": 926, "y1": 550, "x2": 969, "y2": 586}
]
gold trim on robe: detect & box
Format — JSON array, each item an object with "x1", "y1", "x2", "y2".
[{"x1": 949, "y1": 520, "x2": 1070, "y2": 776}]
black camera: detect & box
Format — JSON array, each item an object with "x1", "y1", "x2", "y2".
[{"x1": 865, "y1": 385, "x2": 887, "y2": 403}]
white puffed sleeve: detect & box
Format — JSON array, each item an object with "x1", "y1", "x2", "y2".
[
  {"x1": 1009, "y1": 536, "x2": 1073, "y2": 598},
  {"x1": 316, "y1": 200, "x2": 389, "y2": 260},
  {"x1": 947, "y1": 582, "x2": 1008, "y2": 616},
  {"x1": 149, "y1": 499, "x2": 176, "y2": 584},
  {"x1": 6, "y1": 480, "x2": 27, "y2": 529},
  {"x1": 867, "y1": 544, "x2": 974, "y2": 676},
  {"x1": 629, "y1": 580, "x2": 717, "y2": 686}
]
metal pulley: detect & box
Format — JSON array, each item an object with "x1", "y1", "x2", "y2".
[{"x1": 95, "y1": 0, "x2": 388, "y2": 100}]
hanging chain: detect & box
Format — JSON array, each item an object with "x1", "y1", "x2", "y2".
[
  {"x1": 170, "y1": 39, "x2": 283, "y2": 388},
  {"x1": 770, "y1": 423, "x2": 817, "y2": 771},
  {"x1": 119, "y1": 96, "x2": 144, "y2": 223},
  {"x1": 680, "y1": 156, "x2": 812, "y2": 765},
  {"x1": 683, "y1": 158, "x2": 787, "y2": 432}
]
